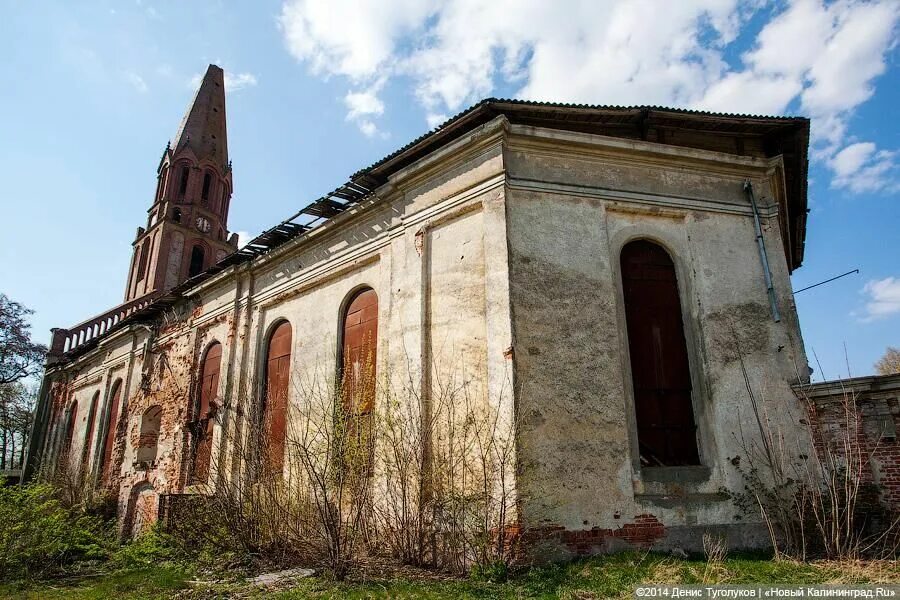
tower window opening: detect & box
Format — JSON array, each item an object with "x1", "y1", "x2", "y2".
[
  {"x1": 189, "y1": 245, "x2": 205, "y2": 278},
  {"x1": 178, "y1": 167, "x2": 190, "y2": 198},
  {"x1": 173, "y1": 208, "x2": 182, "y2": 223},
  {"x1": 201, "y1": 173, "x2": 212, "y2": 202},
  {"x1": 136, "y1": 239, "x2": 150, "y2": 280}
]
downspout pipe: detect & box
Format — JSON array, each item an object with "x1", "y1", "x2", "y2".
[{"x1": 744, "y1": 180, "x2": 781, "y2": 323}]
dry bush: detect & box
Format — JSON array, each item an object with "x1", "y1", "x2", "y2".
[
  {"x1": 173, "y1": 354, "x2": 519, "y2": 579},
  {"x1": 701, "y1": 533, "x2": 728, "y2": 583},
  {"x1": 730, "y1": 348, "x2": 900, "y2": 561}
]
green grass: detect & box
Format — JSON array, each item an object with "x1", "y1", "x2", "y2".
[
  {"x1": 3, "y1": 553, "x2": 899, "y2": 600},
  {"x1": 0, "y1": 567, "x2": 190, "y2": 600}
]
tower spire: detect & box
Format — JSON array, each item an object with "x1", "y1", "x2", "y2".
[
  {"x1": 123, "y1": 64, "x2": 237, "y2": 303},
  {"x1": 172, "y1": 64, "x2": 228, "y2": 169}
]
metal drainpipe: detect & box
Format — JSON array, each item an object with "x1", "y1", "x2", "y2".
[{"x1": 744, "y1": 180, "x2": 781, "y2": 323}]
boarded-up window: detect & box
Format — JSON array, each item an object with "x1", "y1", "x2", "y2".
[
  {"x1": 621, "y1": 240, "x2": 699, "y2": 467},
  {"x1": 263, "y1": 321, "x2": 291, "y2": 474},
  {"x1": 341, "y1": 289, "x2": 378, "y2": 414},
  {"x1": 100, "y1": 379, "x2": 122, "y2": 485},
  {"x1": 192, "y1": 342, "x2": 221, "y2": 484}
]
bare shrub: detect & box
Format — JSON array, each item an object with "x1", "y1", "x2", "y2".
[
  {"x1": 371, "y1": 355, "x2": 518, "y2": 575},
  {"x1": 730, "y1": 348, "x2": 900, "y2": 560},
  {"x1": 702, "y1": 533, "x2": 728, "y2": 583},
  {"x1": 174, "y1": 352, "x2": 520, "y2": 579}
]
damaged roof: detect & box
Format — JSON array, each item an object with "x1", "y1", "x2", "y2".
[{"x1": 55, "y1": 98, "x2": 810, "y2": 362}]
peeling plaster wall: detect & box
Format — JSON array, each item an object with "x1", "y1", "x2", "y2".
[{"x1": 505, "y1": 128, "x2": 810, "y2": 555}]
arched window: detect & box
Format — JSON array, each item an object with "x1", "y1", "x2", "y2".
[
  {"x1": 341, "y1": 288, "x2": 378, "y2": 414},
  {"x1": 201, "y1": 172, "x2": 212, "y2": 202},
  {"x1": 100, "y1": 379, "x2": 123, "y2": 485},
  {"x1": 137, "y1": 406, "x2": 162, "y2": 464},
  {"x1": 135, "y1": 239, "x2": 149, "y2": 280},
  {"x1": 82, "y1": 391, "x2": 100, "y2": 463},
  {"x1": 178, "y1": 166, "x2": 190, "y2": 199},
  {"x1": 62, "y1": 400, "x2": 78, "y2": 460},
  {"x1": 173, "y1": 208, "x2": 182, "y2": 223},
  {"x1": 262, "y1": 321, "x2": 291, "y2": 474},
  {"x1": 155, "y1": 167, "x2": 169, "y2": 202},
  {"x1": 192, "y1": 342, "x2": 222, "y2": 484},
  {"x1": 621, "y1": 240, "x2": 699, "y2": 467},
  {"x1": 189, "y1": 245, "x2": 205, "y2": 277}
]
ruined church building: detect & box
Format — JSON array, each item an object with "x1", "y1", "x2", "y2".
[{"x1": 28, "y1": 64, "x2": 813, "y2": 553}]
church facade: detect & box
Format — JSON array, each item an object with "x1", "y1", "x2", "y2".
[{"x1": 27, "y1": 64, "x2": 813, "y2": 554}]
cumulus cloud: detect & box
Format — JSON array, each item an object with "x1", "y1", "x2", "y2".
[
  {"x1": 344, "y1": 81, "x2": 385, "y2": 136},
  {"x1": 859, "y1": 277, "x2": 900, "y2": 322},
  {"x1": 830, "y1": 142, "x2": 897, "y2": 193},
  {"x1": 277, "y1": 0, "x2": 899, "y2": 186},
  {"x1": 189, "y1": 70, "x2": 258, "y2": 93},
  {"x1": 125, "y1": 71, "x2": 148, "y2": 93}
]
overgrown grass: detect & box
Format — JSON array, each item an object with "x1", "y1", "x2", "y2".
[{"x1": 4, "y1": 552, "x2": 899, "y2": 599}]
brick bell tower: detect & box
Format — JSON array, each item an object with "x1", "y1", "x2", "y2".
[{"x1": 124, "y1": 64, "x2": 238, "y2": 302}]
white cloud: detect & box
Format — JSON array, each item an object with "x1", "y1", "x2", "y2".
[
  {"x1": 830, "y1": 142, "x2": 898, "y2": 193},
  {"x1": 225, "y1": 72, "x2": 258, "y2": 92},
  {"x1": 189, "y1": 70, "x2": 258, "y2": 93},
  {"x1": 344, "y1": 82, "x2": 386, "y2": 136},
  {"x1": 860, "y1": 277, "x2": 900, "y2": 322},
  {"x1": 234, "y1": 231, "x2": 251, "y2": 249},
  {"x1": 125, "y1": 71, "x2": 148, "y2": 93},
  {"x1": 277, "y1": 0, "x2": 899, "y2": 184}
]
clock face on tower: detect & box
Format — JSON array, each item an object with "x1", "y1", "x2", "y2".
[{"x1": 196, "y1": 217, "x2": 211, "y2": 233}]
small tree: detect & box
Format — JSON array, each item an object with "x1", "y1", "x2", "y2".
[
  {"x1": 0, "y1": 294, "x2": 47, "y2": 386},
  {"x1": 875, "y1": 347, "x2": 900, "y2": 376}
]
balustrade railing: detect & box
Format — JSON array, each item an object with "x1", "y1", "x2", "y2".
[{"x1": 49, "y1": 292, "x2": 160, "y2": 356}]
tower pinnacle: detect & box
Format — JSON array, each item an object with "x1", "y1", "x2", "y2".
[{"x1": 172, "y1": 64, "x2": 228, "y2": 170}]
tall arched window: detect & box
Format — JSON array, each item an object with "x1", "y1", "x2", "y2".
[
  {"x1": 100, "y1": 379, "x2": 123, "y2": 485},
  {"x1": 189, "y1": 245, "x2": 205, "y2": 277},
  {"x1": 192, "y1": 342, "x2": 222, "y2": 484},
  {"x1": 621, "y1": 240, "x2": 699, "y2": 467},
  {"x1": 341, "y1": 288, "x2": 378, "y2": 414},
  {"x1": 82, "y1": 391, "x2": 100, "y2": 463},
  {"x1": 263, "y1": 322, "x2": 291, "y2": 474}
]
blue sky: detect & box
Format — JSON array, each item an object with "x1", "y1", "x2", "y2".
[{"x1": 0, "y1": 0, "x2": 897, "y2": 381}]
